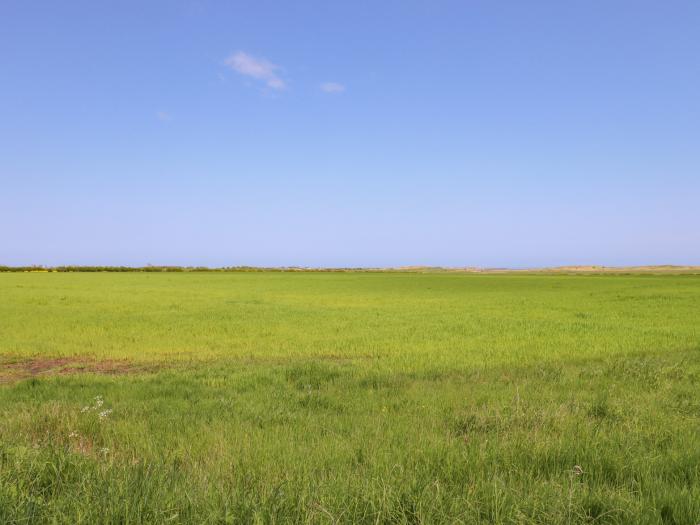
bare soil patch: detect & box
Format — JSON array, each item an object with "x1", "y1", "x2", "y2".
[{"x1": 0, "y1": 355, "x2": 158, "y2": 384}]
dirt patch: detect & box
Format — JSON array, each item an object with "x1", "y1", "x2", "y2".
[{"x1": 0, "y1": 355, "x2": 159, "y2": 384}]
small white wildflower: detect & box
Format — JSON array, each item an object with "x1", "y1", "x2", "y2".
[
  {"x1": 69, "y1": 431, "x2": 79, "y2": 439},
  {"x1": 94, "y1": 396, "x2": 104, "y2": 408},
  {"x1": 81, "y1": 406, "x2": 91, "y2": 413},
  {"x1": 99, "y1": 447, "x2": 109, "y2": 455},
  {"x1": 98, "y1": 409, "x2": 113, "y2": 420}
]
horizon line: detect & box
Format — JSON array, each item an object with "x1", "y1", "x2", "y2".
[{"x1": 2, "y1": 264, "x2": 700, "y2": 274}]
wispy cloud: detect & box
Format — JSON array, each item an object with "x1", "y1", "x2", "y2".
[
  {"x1": 320, "y1": 82, "x2": 345, "y2": 93},
  {"x1": 156, "y1": 111, "x2": 172, "y2": 121},
  {"x1": 225, "y1": 51, "x2": 286, "y2": 90}
]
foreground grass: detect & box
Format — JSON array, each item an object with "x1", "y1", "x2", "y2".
[{"x1": 1, "y1": 273, "x2": 699, "y2": 523}]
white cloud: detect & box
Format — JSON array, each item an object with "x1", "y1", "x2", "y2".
[
  {"x1": 320, "y1": 82, "x2": 345, "y2": 93},
  {"x1": 225, "y1": 51, "x2": 286, "y2": 90},
  {"x1": 156, "y1": 111, "x2": 172, "y2": 121}
]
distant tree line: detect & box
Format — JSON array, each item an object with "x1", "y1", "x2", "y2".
[{"x1": 0, "y1": 265, "x2": 380, "y2": 273}]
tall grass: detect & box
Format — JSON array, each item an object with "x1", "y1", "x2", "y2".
[{"x1": 1, "y1": 272, "x2": 699, "y2": 523}]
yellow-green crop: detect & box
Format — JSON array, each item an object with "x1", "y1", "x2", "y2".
[{"x1": 1, "y1": 272, "x2": 699, "y2": 523}]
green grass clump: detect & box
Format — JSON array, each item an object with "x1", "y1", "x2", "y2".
[{"x1": 1, "y1": 272, "x2": 699, "y2": 523}]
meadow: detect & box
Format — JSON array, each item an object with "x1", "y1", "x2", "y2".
[{"x1": 1, "y1": 271, "x2": 699, "y2": 524}]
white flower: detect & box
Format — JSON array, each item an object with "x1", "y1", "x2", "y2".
[
  {"x1": 99, "y1": 447, "x2": 109, "y2": 455},
  {"x1": 98, "y1": 409, "x2": 113, "y2": 420},
  {"x1": 68, "y1": 431, "x2": 79, "y2": 439},
  {"x1": 81, "y1": 406, "x2": 91, "y2": 413}
]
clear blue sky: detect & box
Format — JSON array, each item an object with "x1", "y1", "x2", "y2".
[{"x1": 2, "y1": 1, "x2": 699, "y2": 267}]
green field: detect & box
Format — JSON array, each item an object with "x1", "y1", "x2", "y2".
[{"x1": 1, "y1": 272, "x2": 699, "y2": 524}]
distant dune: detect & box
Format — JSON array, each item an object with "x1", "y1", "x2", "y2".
[{"x1": 393, "y1": 265, "x2": 700, "y2": 274}]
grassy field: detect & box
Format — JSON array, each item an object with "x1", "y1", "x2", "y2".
[{"x1": 1, "y1": 272, "x2": 699, "y2": 524}]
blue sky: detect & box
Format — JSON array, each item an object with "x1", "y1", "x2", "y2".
[{"x1": 2, "y1": 1, "x2": 699, "y2": 267}]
